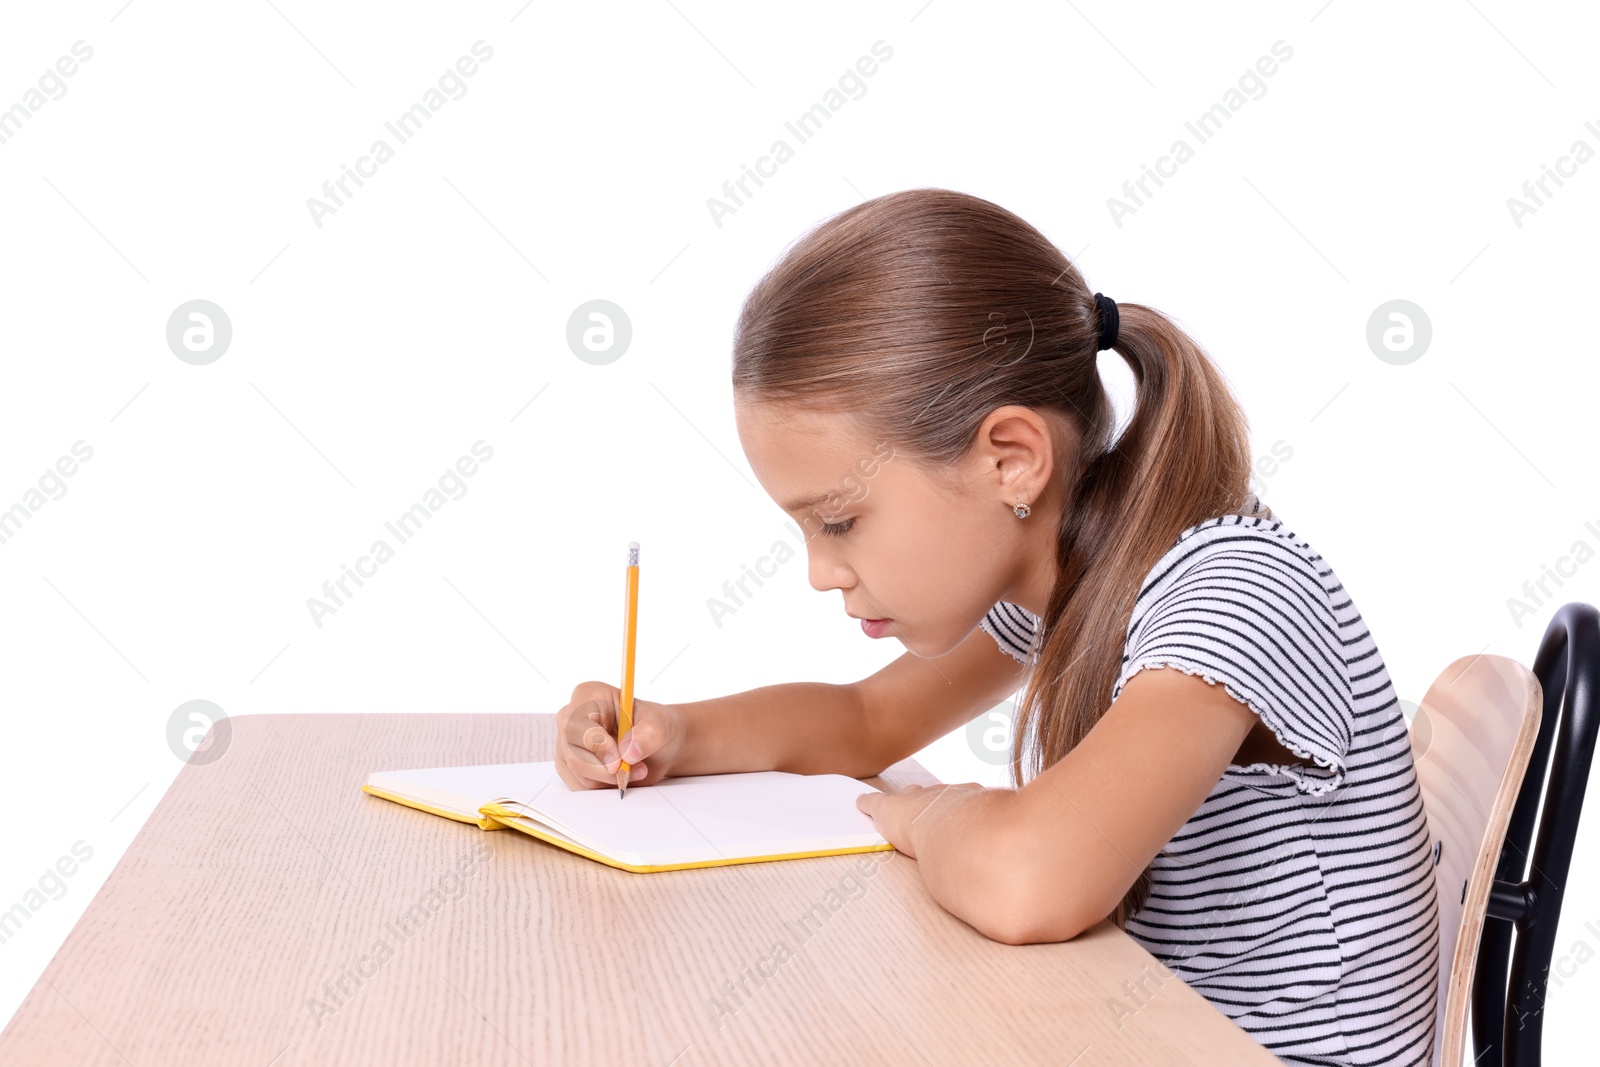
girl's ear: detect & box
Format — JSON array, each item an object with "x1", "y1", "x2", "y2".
[{"x1": 974, "y1": 405, "x2": 1064, "y2": 503}]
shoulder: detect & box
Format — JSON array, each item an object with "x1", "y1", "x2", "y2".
[{"x1": 1127, "y1": 493, "x2": 1335, "y2": 630}]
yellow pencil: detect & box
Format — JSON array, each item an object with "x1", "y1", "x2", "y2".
[{"x1": 616, "y1": 541, "x2": 640, "y2": 798}]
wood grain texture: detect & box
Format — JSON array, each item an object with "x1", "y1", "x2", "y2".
[
  {"x1": 1412, "y1": 656, "x2": 1543, "y2": 1067},
  {"x1": 0, "y1": 714, "x2": 1279, "y2": 1066}
]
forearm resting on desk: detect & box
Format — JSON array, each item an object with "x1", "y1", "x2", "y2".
[
  {"x1": 901, "y1": 785, "x2": 1099, "y2": 946},
  {"x1": 670, "y1": 681, "x2": 886, "y2": 779},
  {"x1": 898, "y1": 786, "x2": 1021, "y2": 941}
]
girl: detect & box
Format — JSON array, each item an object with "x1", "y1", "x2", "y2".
[{"x1": 554, "y1": 188, "x2": 1440, "y2": 1066}]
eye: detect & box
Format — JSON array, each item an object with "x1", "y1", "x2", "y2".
[{"x1": 818, "y1": 518, "x2": 854, "y2": 538}]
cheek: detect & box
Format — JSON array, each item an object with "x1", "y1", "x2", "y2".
[{"x1": 861, "y1": 531, "x2": 925, "y2": 598}]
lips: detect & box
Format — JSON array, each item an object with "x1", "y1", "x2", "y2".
[{"x1": 859, "y1": 618, "x2": 892, "y2": 639}]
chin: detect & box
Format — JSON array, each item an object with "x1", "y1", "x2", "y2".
[{"x1": 905, "y1": 631, "x2": 960, "y2": 660}]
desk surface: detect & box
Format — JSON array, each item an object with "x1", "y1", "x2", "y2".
[{"x1": 0, "y1": 713, "x2": 1278, "y2": 1065}]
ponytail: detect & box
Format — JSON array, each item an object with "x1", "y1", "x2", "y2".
[{"x1": 1017, "y1": 302, "x2": 1255, "y2": 926}]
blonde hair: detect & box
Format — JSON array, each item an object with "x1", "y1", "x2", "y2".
[{"x1": 732, "y1": 188, "x2": 1256, "y2": 927}]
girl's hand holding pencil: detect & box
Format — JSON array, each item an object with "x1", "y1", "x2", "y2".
[{"x1": 554, "y1": 680, "x2": 686, "y2": 792}]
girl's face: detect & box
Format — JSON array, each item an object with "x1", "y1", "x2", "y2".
[{"x1": 734, "y1": 397, "x2": 1069, "y2": 660}]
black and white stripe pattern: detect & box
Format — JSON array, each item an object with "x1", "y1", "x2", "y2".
[
  {"x1": 981, "y1": 494, "x2": 1440, "y2": 1066},
  {"x1": 978, "y1": 599, "x2": 1043, "y2": 666}
]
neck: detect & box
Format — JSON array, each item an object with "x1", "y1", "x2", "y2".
[{"x1": 1008, "y1": 513, "x2": 1060, "y2": 620}]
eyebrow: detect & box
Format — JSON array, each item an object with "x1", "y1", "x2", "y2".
[{"x1": 782, "y1": 491, "x2": 835, "y2": 513}]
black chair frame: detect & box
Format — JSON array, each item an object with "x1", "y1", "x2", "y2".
[{"x1": 1470, "y1": 601, "x2": 1600, "y2": 1066}]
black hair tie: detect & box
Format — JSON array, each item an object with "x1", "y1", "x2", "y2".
[{"x1": 1093, "y1": 292, "x2": 1119, "y2": 351}]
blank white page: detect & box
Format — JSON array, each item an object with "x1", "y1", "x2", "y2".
[{"x1": 366, "y1": 761, "x2": 888, "y2": 867}]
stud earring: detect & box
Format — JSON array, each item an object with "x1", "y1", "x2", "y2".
[{"x1": 1013, "y1": 500, "x2": 1031, "y2": 519}]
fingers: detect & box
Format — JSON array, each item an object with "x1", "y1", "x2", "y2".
[
  {"x1": 584, "y1": 709, "x2": 621, "y2": 766},
  {"x1": 616, "y1": 718, "x2": 664, "y2": 764},
  {"x1": 556, "y1": 687, "x2": 669, "y2": 791},
  {"x1": 560, "y1": 698, "x2": 649, "y2": 789},
  {"x1": 569, "y1": 680, "x2": 618, "y2": 705},
  {"x1": 557, "y1": 753, "x2": 646, "y2": 791}
]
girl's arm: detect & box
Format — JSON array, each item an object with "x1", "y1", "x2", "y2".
[
  {"x1": 860, "y1": 665, "x2": 1259, "y2": 944},
  {"x1": 669, "y1": 621, "x2": 1031, "y2": 779}
]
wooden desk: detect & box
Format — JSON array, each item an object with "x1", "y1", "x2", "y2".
[{"x1": 0, "y1": 714, "x2": 1278, "y2": 1065}]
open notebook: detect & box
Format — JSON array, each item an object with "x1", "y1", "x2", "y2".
[{"x1": 361, "y1": 761, "x2": 894, "y2": 873}]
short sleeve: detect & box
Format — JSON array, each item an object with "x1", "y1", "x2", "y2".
[
  {"x1": 1110, "y1": 537, "x2": 1354, "y2": 796},
  {"x1": 980, "y1": 601, "x2": 1040, "y2": 666}
]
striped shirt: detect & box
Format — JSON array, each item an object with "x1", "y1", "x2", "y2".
[{"x1": 980, "y1": 493, "x2": 1440, "y2": 1066}]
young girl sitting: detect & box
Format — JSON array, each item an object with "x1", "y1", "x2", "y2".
[{"x1": 555, "y1": 188, "x2": 1440, "y2": 1067}]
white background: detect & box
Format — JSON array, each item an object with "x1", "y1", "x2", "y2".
[{"x1": 2, "y1": 1, "x2": 1597, "y2": 1062}]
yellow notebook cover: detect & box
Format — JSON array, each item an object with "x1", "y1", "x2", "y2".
[{"x1": 361, "y1": 761, "x2": 894, "y2": 874}]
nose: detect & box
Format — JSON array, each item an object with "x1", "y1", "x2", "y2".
[{"x1": 806, "y1": 538, "x2": 852, "y2": 594}]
